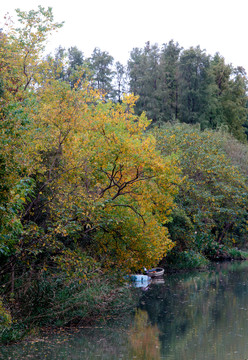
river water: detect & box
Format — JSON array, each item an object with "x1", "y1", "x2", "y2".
[{"x1": 2, "y1": 261, "x2": 248, "y2": 360}]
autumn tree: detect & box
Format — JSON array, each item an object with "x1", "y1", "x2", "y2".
[
  {"x1": 21, "y1": 84, "x2": 179, "y2": 270},
  {"x1": 0, "y1": 7, "x2": 182, "y2": 337},
  {"x1": 0, "y1": 7, "x2": 180, "y2": 277},
  {"x1": 0, "y1": 7, "x2": 63, "y2": 260}
]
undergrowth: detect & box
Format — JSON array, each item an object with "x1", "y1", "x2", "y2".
[{"x1": 0, "y1": 272, "x2": 136, "y2": 344}]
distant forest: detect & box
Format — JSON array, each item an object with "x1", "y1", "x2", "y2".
[{"x1": 52, "y1": 40, "x2": 248, "y2": 142}]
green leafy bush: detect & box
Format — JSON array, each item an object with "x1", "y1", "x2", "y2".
[
  {"x1": 164, "y1": 250, "x2": 209, "y2": 270},
  {"x1": 154, "y1": 123, "x2": 248, "y2": 251}
]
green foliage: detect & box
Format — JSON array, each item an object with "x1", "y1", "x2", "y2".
[
  {"x1": 159, "y1": 40, "x2": 181, "y2": 122},
  {"x1": 51, "y1": 45, "x2": 86, "y2": 88},
  {"x1": 0, "y1": 177, "x2": 35, "y2": 257},
  {"x1": 166, "y1": 207, "x2": 194, "y2": 251},
  {"x1": 128, "y1": 42, "x2": 248, "y2": 140},
  {"x1": 154, "y1": 123, "x2": 248, "y2": 252},
  {"x1": 164, "y1": 250, "x2": 209, "y2": 270},
  {"x1": 201, "y1": 241, "x2": 247, "y2": 261},
  {"x1": 210, "y1": 55, "x2": 248, "y2": 141},
  {"x1": 0, "y1": 271, "x2": 136, "y2": 343},
  {"x1": 227, "y1": 248, "x2": 248, "y2": 260},
  {"x1": 114, "y1": 61, "x2": 127, "y2": 102},
  {"x1": 178, "y1": 46, "x2": 213, "y2": 126},
  {"x1": 89, "y1": 47, "x2": 115, "y2": 99},
  {"x1": 0, "y1": 299, "x2": 11, "y2": 330},
  {"x1": 128, "y1": 42, "x2": 162, "y2": 121},
  {"x1": 0, "y1": 323, "x2": 29, "y2": 344},
  {"x1": 221, "y1": 129, "x2": 248, "y2": 176}
]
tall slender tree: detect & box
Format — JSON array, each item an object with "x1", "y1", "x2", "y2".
[
  {"x1": 177, "y1": 46, "x2": 213, "y2": 127},
  {"x1": 89, "y1": 47, "x2": 114, "y2": 99},
  {"x1": 210, "y1": 54, "x2": 248, "y2": 140},
  {"x1": 128, "y1": 42, "x2": 161, "y2": 121},
  {"x1": 67, "y1": 46, "x2": 85, "y2": 88},
  {"x1": 159, "y1": 40, "x2": 181, "y2": 122},
  {"x1": 114, "y1": 61, "x2": 126, "y2": 102}
]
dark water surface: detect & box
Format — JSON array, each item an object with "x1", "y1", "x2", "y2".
[{"x1": 2, "y1": 261, "x2": 248, "y2": 360}]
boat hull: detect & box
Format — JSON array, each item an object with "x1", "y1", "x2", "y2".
[{"x1": 146, "y1": 267, "x2": 164, "y2": 278}]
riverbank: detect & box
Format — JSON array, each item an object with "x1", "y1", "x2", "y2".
[
  {"x1": 1, "y1": 247, "x2": 248, "y2": 345},
  {"x1": 3, "y1": 261, "x2": 248, "y2": 359},
  {"x1": 161, "y1": 247, "x2": 248, "y2": 272},
  {"x1": 0, "y1": 272, "x2": 138, "y2": 344}
]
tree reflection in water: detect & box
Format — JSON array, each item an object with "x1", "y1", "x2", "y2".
[
  {"x1": 139, "y1": 261, "x2": 248, "y2": 360},
  {"x1": 129, "y1": 309, "x2": 161, "y2": 360}
]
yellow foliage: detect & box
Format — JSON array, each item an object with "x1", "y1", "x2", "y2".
[
  {"x1": 19, "y1": 82, "x2": 179, "y2": 270},
  {"x1": 0, "y1": 9, "x2": 180, "y2": 273}
]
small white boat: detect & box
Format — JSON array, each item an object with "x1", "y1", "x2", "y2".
[{"x1": 145, "y1": 267, "x2": 164, "y2": 278}]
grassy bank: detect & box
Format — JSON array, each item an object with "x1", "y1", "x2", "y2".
[
  {"x1": 2, "y1": 249, "x2": 248, "y2": 344},
  {"x1": 0, "y1": 272, "x2": 137, "y2": 344},
  {"x1": 162, "y1": 247, "x2": 248, "y2": 272}
]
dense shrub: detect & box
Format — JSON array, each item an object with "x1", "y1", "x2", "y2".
[{"x1": 153, "y1": 123, "x2": 248, "y2": 251}]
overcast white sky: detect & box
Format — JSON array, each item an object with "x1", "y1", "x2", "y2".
[{"x1": 1, "y1": 0, "x2": 248, "y2": 72}]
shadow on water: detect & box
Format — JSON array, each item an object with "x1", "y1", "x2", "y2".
[{"x1": 2, "y1": 261, "x2": 248, "y2": 360}]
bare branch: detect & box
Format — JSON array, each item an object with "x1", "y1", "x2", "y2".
[{"x1": 109, "y1": 203, "x2": 146, "y2": 225}]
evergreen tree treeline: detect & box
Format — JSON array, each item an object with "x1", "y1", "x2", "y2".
[
  {"x1": 128, "y1": 41, "x2": 248, "y2": 141},
  {"x1": 56, "y1": 40, "x2": 248, "y2": 141}
]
